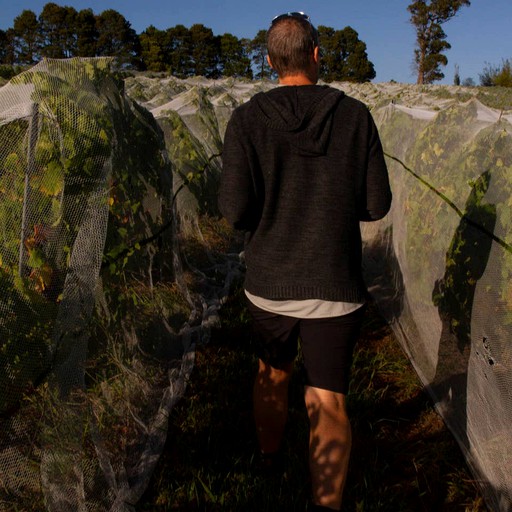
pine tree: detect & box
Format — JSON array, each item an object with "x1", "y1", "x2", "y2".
[
  {"x1": 38, "y1": 3, "x2": 78, "y2": 59},
  {"x1": 95, "y1": 9, "x2": 140, "y2": 68},
  {"x1": 318, "y1": 26, "x2": 375, "y2": 83},
  {"x1": 219, "y1": 33, "x2": 252, "y2": 78},
  {"x1": 139, "y1": 25, "x2": 167, "y2": 72},
  {"x1": 0, "y1": 29, "x2": 16, "y2": 67},
  {"x1": 189, "y1": 24, "x2": 219, "y2": 78},
  {"x1": 12, "y1": 10, "x2": 40, "y2": 64},
  {"x1": 250, "y1": 30, "x2": 270, "y2": 79},
  {"x1": 166, "y1": 25, "x2": 192, "y2": 77},
  {"x1": 75, "y1": 9, "x2": 98, "y2": 58}
]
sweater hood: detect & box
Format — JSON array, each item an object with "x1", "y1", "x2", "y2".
[{"x1": 252, "y1": 85, "x2": 344, "y2": 156}]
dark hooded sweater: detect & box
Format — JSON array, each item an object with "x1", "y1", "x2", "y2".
[{"x1": 219, "y1": 85, "x2": 391, "y2": 303}]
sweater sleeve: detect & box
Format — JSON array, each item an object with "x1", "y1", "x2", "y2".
[
  {"x1": 359, "y1": 111, "x2": 392, "y2": 221},
  {"x1": 218, "y1": 112, "x2": 260, "y2": 231}
]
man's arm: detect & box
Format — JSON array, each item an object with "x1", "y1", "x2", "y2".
[
  {"x1": 218, "y1": 113, "x2": 260, "y2": 231},
  {"x1": 359, "y1": 113, "x2": 392, "y2": 221}
]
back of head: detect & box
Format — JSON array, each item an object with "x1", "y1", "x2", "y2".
[{"x1": 267, "y1": 14, "x2": 319, "y2": 78}]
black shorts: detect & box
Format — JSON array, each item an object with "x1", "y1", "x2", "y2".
[{"x1": 246, "y1": 300, "x2": 366, "y2": 394}]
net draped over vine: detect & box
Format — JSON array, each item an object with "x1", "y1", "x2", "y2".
[
  {"x1": 1, "y1": 60, "x2": 512, "y2": 511},
  {"x1": 0, "y1": 59, "x2": 241, "y2": 512},
  {"x1": 366, "y1": 96, "x2": 512, "y2": 512}
]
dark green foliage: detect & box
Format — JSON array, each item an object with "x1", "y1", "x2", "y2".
[
  {"x1": 95, "y1": 9, "x2": 140, "y2": 67},
  {"x1": 0, "y1": 64, "x2": 19, "y2": 79},
  {"x1": 139, "y1": 25, "x2": 168, "y2": 72},
  {"x1": 189, "y1": 24, "x2": 220, "y2": 78},
  {"x1": 12, "y1": 10, "x2": 40, "y2": 65},
  {"x1": 479, "y1": 59, "x2": 512, "y2": 87},
  {"x1": 75, "y1": 8, "x2": 99, "y2": 58},
  {"x1": 408, "y1": 0, "x2": 471, "y2": 84},
  {"x1": 3, "y1": 3, "x2": 375, "y2": 80},
  {"x1": 219, "y1": 33, "x2": 252, "y2": 78},
  {"x1": 3, "y1": 3, "x2": 141, "y2": 69},
  {"x1": 38, "y1": 2, "x2": 78, "y2": 58},
  {"x1": 167, "y1": 24, "x2": 192, "y2": 77},
  {"x1": 0, "y1": 28, "x2": 16, "y2": 66},
  {"x1": 318, "y1": 25, "x2": 376, "y2": 83},
  {"x1": 139, "y1": 25, "x2": 253, "y2": 78},
  {"x1": 250, "y1": 29, "x2": 272, "y2": 79}
]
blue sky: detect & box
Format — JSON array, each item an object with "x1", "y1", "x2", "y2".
[{"x1": 1, "y1": 0, "x2": 510, "y2": 84}]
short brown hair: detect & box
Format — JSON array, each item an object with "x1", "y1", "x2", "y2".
[{"x1": 267, "y1": 17, "x2": 319, "y2": 77}]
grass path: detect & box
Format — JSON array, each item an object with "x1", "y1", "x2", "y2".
[{"x1": 139, "y1": 289, "x2": 487, "y2": 511}]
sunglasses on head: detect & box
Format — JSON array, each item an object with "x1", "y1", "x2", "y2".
[{"x1": 271, "y1": 11, "x2": 312, "y2": 25}]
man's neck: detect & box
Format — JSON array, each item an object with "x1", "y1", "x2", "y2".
[{"x1": 278, "y1": 74, "x2": 316, "y2": 86}]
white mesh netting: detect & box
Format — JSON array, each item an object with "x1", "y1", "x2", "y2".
[
  {"x1": 0, "y1": 58, "x2": 242, "y2": 511},
  {"x1": 365, "y1": 95, "x2": 512, "y2": 512},
  {"x1": 1, "y1": 60, "x2": 512, "y2": 511}
]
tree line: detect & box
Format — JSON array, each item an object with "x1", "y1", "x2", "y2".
[
  {"x1": 0, "y1": 1, "x2": 510, "y2": 86},
  {"x1": 0, "y1": 2, "x2": 376, "y2": 82}
]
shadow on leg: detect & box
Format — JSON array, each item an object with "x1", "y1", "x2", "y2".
[
  {"x1": 253, "y1": 358, "x2": 294, "y2": 456},
  {"x1": 306, "y1": 386, "x2": 351, "y2": 511}
]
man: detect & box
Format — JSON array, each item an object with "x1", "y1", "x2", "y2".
[{"x1": 218, "y1": 12, "x2": 391, "y2": 511}]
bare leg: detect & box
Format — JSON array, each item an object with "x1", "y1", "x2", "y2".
[
  {"x1": 305, "y1": 386, "x2": 351, "y2": 511},
  {"x1": 253, "y1": 358, "x2": 294, "y2": 454}
]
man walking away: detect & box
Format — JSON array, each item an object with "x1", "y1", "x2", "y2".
[{"x1": 219, "y1": 11, "x2": 392, "y2": 511}]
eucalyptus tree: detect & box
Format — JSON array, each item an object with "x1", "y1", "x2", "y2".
[{"x1": 408, "y1": 0, "x2": 471, "y2": 84}]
